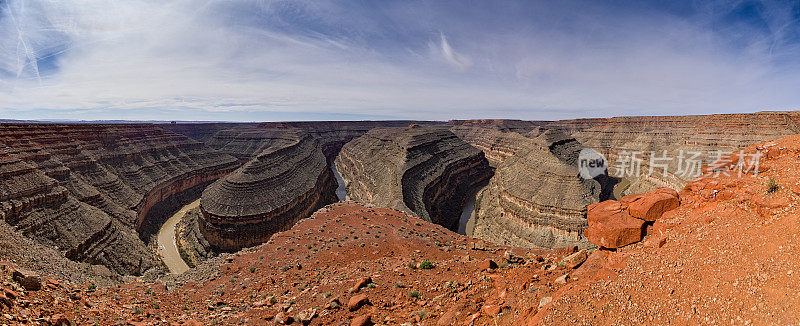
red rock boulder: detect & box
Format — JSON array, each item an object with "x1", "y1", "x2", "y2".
[
  {"x1": 584, "y1": 201, "x2": 645, "y2": 249},
  {"x1": 622, "y1": 187, "x2": 679, "y2": 221}
]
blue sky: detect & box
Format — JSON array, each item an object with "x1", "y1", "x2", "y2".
[{"x1": 1, "y1": 0, "x2": 799, "y2": 121}]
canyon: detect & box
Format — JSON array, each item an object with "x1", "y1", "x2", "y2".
[
  {"x1": 0, "y1": 124, "x2": 238, "y2": 277},
  {"x1": 3, "y1": 112, "x2": 800, "y2": 324}
]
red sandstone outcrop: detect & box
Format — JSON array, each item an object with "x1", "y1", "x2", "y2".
[
  {"x1": 199, "y1": 131, "x2": 337, "y2": 251},
  {"x1": 583, "y1": 201, "x2": 645, "y2": 248},
  {"x1": 584, "y1": 187, "x2": 679, "y2": 248},
  {"x1": 335, "y1": 126, "x2": 492, "y2": 230}
]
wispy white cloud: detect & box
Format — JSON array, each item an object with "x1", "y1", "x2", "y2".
[
  {"x1": 437, "y1": 32, "x2": 472, "y2": 71},
  {"x1": 0, "y1": 0, "x2": 799, "y2": 121}
]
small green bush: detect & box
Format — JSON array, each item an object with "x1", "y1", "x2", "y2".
[
  {"x1": 419, "y1": 260, "x2": 434, "y2": 269},
  {"x1": 408, "y1": 290, "x2": 421, "y2": 299},
  {"x1": 767, "y1": 177, "x2": 780, "y2": 194}
]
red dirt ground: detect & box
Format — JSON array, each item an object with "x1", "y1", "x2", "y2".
[{"x1": 1, "y1": 202, "x2": 580, "y2": 325}]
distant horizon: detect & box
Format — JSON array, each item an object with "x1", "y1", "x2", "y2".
[{"x1": 3, "y1": 108, "x2": 800, "y2": 124}]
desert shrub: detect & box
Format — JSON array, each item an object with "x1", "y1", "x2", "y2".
[
  {"x1": 767, "y1": 177, "x2": 780, "y2": 194},
  {"x1": 419, "y1": 260, "x2": 434, "y2": 269}
]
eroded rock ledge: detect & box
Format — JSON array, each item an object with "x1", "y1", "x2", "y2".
[
  {"x1": 334, "y1": 126, "x2": 492, "y2": 230},
  {"x1": 200, "y1": 131, "x2": 337, "y2": 251}
]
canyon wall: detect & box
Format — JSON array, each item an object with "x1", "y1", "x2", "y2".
[
  {"x1": 451, "y1": 112, "x2": 800, "y2": 249},
  {"x1": 160, "y1": 123, "x2": 258, "y2": 143},
  {"x1": 564, "y1": 112, "x2": 800, "y2": 194},
  {"x1": 457, "y1": 127, "x2": 604, "y2": 249},
  {"x1": 0, "y1": 124, "x2": 238, "y2": 275},
  {"x1": 258, "y1": 121, "x2": 440, "y2": 160},
  {"x1": 450, "y1": 126, "x2": 542, "y2": 166},
  {"x1": 335, "y1": 126, "x2": 493, "y2": 230},
  {"x1": 199, "y1": 131, "x2": 337, "y2": 251},
  {"x1": 447, "y1": 119, "x2": 549, "y2": 133}
]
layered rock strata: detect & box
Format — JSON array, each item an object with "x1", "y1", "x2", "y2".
[
  {"x1": 0, "y1": 124, "x2": 238, "y2": 275},
  {"x1": 447, "y1": 119, "x2": 549, "y2": 133},
  {"x1": 206, "y1": 129, "x2": 309, "y2": 162},
  {"x1": 257, "y1": 121, "x2": 440, "y2": 160},
  {"x1": 470, "y1": 129, "x2": 606, "y2": 249},
  {"x1": 564, "y1": 112, "x2": 800, "y2": 194},
  {"x1": 450, "y1": 126, "x2": 551, "y2": 166},
  {"x1": 334, "y1": 126, "x2": 492, "y2": 230},
  {"x1": 160, "y1": 123, "x2": 257, "y2": 143},
  {"x1": 199, "y1": 131, "x2": 337, "y2": 251}
]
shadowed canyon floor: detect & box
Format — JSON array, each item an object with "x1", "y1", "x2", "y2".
[{"x1": 4, "y1": 114, "x2": 800, "y2": 325}]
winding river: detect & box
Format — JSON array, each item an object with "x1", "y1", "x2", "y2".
[
  {"x1": 156, "y1": 198, "x2": 199, "y2": 274},
  {"x1": 457, "y1": 189, "x2": 480, "y2": 236},
  {"x1": 331, "y1": 164, "x2": 347, "y2": 201}
]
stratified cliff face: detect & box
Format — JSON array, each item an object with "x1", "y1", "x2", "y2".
[
  {"x1": 461, "y1": 128, "x2": 604, "y2": 249},
  {"x1": 160, "y1": 123, "x2": 258, "y2": 143},
  {"x1": 258, "y1": 121, "x2": 440, "y2": 160},
  {"x1": 450, "y1": 126, "x2": 540, "y2": 166},
  {"x1": 568, "y1": 112, "x2": 800, "y2": 194},
  {"x1": 447, "y1": 119, "x2": 549, "y2": 133},
  {"x1": 0, "y1": 124, "x2": 238, "y2": 275},
  {"x1": 199, "y1": 131, "x2": 337, "y2": 251},
  {"x1": 206, "y1": 129, "x2": 308, "y2": 162},
  {"x1": 335, "y1": 126, "x2": 492, "y2": 230}
]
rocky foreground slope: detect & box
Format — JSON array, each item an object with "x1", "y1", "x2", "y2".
[
  {"x1": 199, "y1": 130, "x2": 337, "y2": 251},
  {"x1": 0, "y1": 202, "x2": 583, "y2": 325},
  {"x1": 335, "y1": 126, "x2": 493, "y2": 230},
  {"x1": 0, "y1": 124, "x2": 238, "y2": 276},
  {"x1": 536, "y1": 133, "x2": 800, "y2": 324}
]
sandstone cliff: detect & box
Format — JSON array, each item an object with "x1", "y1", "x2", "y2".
[
  {"x1": 199, "y1": 131, "x2": 337, "y2": 251},
  {"x1": 334, "y1": 126, "x2": 492, "y2": 230}
]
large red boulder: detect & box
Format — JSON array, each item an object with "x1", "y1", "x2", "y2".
[
  {"x1": 584, "y1": 200, "x2": 645, "y2": 249},
  {"x1": 622, "y1": 187, "x2": 679, "y2": 221}
]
